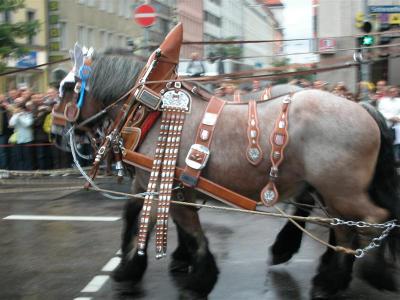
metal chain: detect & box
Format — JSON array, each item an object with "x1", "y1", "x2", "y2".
[{"x1": 331, "y1": 218, "x2": 399, "y2": 258}]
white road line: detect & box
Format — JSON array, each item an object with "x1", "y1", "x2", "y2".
[
  {"x1": 81, "y1": 275, "x2": 109, "y2": 293},
  {"x1": 3, "y1": 215, "x2": 120, "y2": 222},
  {"x1": 102, "y1": 257, "x2": 121, "y2": 272},
  {"x1": 116, "y1": 249, "x2": 122, "y2": 255},
  {"x1": 74, "y1": 297, "x2": 92, "y2": 300}
]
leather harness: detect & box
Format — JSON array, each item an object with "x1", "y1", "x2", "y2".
[
  {"x1": 73, "y1": 23, "x2": 294, "y2": 257},
  {"x1": 180, "y1": 97, "x2": 225, "y2": 187}
]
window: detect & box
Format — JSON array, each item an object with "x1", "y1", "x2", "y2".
[
  {"x1": 87, "y1": 28, "x2": 94, "y2": 46},
  {"x1": 99, "y1": 0, "x2": 106, "y2": 10},
  {"x1": 4, "y1": 10, "x2": 12, "y2": 23},
  {"x1": 99, "y1": 30, "x2": 107, "y2": 50},
  {"x1": 210, "y1": 0, "x2": 221, "y2": 5},
  {"x1": 204, "y1": 11, "x2": 221, "y2": 27},
  {"x1": 124, "y1": 0, "x2": 131, "y2": 18},
  {"x1": 107, "y1": 0, "x2": 114, "y2": 13},
  {"x1": 27, "y1": 10, "x2": 36, "y2": 45},
  {"x1": 118, "y1": 0, "x2": 124, "y2": 16},
  {"x1": 78, "y1": 25, "x2": 87, "y2": 45},
  {"x1": 60, "y1": 22, "x2": 68, "y2": 50},
  {"x1": 107, "y1": 32, "x2": 113, "y2": 47}
]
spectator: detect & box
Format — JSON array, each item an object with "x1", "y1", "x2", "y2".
[
  {"x1": 332, "y1": 82, "x2": 348, "y2": 98},
  {"x1": 186, "y1": 52, "x2": 205, "y2": 77},
  {"x1": 0, "y1": 94, "x2": 12, "y2": 170},
  {"x1": 31, "y1": 94, "x2": 53, "y2": 169},
  {"x1": 8, "y1": 97, "x2": 34, "y2": 170},
  {"x1": 313, "y1": 80, "x2": 328, "y2": 91},
  {"x1": 252, "y1": 80, "x2": 261, "y2": 92},
  {"x1": 377, "y1": 85, "x2": 400, "y2": 165},
  {"x1": 375, "y1": 80, "x2": 387, "y2": 100}
]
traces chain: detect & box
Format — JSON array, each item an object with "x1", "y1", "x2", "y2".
[{"x1": 331, "y1": 218, "x2": 399, "y2": 258}]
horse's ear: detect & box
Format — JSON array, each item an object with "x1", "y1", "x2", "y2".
[
  {"x1": 73, "y1": 42, "x2": 84, "y2": 78},
  {"x1": 69, "y1": 49, "x2": 74, "y2": 64},
  {"x1": 159, "y1": 22, "x2": 183, "y2": 63},
  {"x1": 87, "y1": 47, "x2": 94, "y2": 58}
]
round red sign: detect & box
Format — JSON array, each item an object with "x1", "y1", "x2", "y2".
[{"x1": 134, "y1": 4, "x2": 157, "y2": 27}]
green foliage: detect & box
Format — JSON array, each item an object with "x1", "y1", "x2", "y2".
[
  {"x1": 209, "y1": 36, "x2": 243, "y2": 60},
  {"x1": 271, "y1": 58, "x2": 290, "y2": 84},
  {"x1": 293, "y1": 66, "x2": 314, "y2": 81},
  {"x1": 0, "y1": 0, "x2": 40, "y2": 72},
  {"x1": 271, "y1": 58, "x2": 315, "y2": 83}
]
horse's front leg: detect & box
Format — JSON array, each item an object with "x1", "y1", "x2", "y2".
[
  {"x1": 113, "y1": 179, "x2": 153, "y2": 282},
  {"x1": 169, "y1": 188, "x2": 219, "y2": 296}
]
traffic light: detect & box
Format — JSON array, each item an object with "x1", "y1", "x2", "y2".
[
  {"x1": 358, "y1": 21, "x2": 374, "y2": 47},
  {"x1": 361, "y1": 35, "x2": 374, "y2": 46}
]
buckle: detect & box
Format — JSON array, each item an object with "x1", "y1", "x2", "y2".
[
  {"x1": 185, "y1": 144, "x2": 210, "y2": 170},
  {"x1": 135, "y1": 86, "x2": 161, "y2": 110}
]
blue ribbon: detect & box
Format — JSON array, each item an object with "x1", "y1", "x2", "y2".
[{"x1": 77, "y1": 64, "x2": 91, "y2": 108}]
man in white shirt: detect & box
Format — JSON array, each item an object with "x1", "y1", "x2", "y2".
[{"x1": 377, "y1": 86, "x2": 400, "y2": 164}]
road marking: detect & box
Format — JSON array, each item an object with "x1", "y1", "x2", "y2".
[
  {"x1": 292, "y1": 258, "x2": 314, "y2": 263},
  {"x1": 3, "y1": 215, "x2": 120, "y2": 222},
  {"x1": 102, "y1": 257, "x2": 121, "y2": 272},
  {"x1": 74, "y1": 297, "x2": 92, "y2": 300},
  {"x1": 81, "y1": 275, "x2": 109, "y2": 293}
]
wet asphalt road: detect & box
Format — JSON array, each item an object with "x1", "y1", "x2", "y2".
[{"x1": 0, "y1": 176, "x2": 399, "y2": 300}]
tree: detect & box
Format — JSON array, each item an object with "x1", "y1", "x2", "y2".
[
  {"x1": 0, "y1": 0, "x2": 40, "y2": 72},
  {"x1": 271, "y1": 58, "x2": 290, "y2": 84}
]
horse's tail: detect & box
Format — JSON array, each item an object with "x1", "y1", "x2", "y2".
[{"x1": 360, "y1": 102, "x2": 400, "y2": 258}]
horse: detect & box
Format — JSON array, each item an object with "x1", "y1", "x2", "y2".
[{"x1": 52, "y1": 44, "x2": 400, "y2": 299}]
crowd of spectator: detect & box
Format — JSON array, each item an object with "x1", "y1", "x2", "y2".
[
  {"x1": 1, "y1": 79, "x2": 400, "y2": 171},
  {"x1": 0, "y1": 85, "x2": 73, "y2": 171}
]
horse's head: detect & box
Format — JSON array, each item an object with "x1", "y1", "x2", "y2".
[
  {"x1": 52, "y1": 23, "x2": 183, "y2": 150},
  {"x1": 51, "y1": 43, "x2": 98, "y2": 150}
]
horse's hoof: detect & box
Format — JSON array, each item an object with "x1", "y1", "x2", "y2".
[
  {"x1": 112, "y1": 256, "x2": 147, "y2": 282},
  {"x1": 269, "y1": 251, "x2": 293, "y2": 265},
  {"x1": 311, "y1": 286, "x2": 337, "y2": 300},
  {"x1": 169, "y1": 258, "x2": 190, "y2": 273},
  {"x1": 359, "y1": 264, "x2": 398, "y2": 291}
]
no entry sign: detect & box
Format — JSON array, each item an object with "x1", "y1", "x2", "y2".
[{"x1": 134, "y1": 4, "x2": 157, "y2": 27}]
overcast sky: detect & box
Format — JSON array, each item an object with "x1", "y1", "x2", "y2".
[{"x1": 282, "y1": 0, "x2": 317, "y2": 63}]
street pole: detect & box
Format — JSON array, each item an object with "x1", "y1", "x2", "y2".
[{"x1": 361, "y1": 0, "x2": 370, "y2": 101}]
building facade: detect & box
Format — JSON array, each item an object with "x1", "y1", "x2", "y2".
[
  {"x1": 1, "y1": 0, "x2": 48, "y2": 93},
  {"x1": 316, "y1": 0, "x2": 400, "y2": 91},
  {"x1": 177, "y1": 0, "x2": 203, "y2": 58},
  {"x1": 50, "y1": 0, "x2": 142, "y2": 84}
]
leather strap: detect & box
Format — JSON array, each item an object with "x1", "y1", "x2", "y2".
[
  {"x1": 179, "y1": 97, "x2": 225, "y2": 187},
  {"x1": 233, "y1": 90, "x2": 241, "y2": 103},
  {"x1": 262, "y1": 86, "x2": 272, "y2": 100},
  {"x1": 260, "y1": 94, "x2": 292, "y2": 207},
  {"x1": 246, "y1": 100, "x2": 263, "y2": 166},
  {"x1": 122, "y1": 150, "x2": 257, "y2": 211}
]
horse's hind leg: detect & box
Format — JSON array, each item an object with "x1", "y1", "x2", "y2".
[
  {"x1": 112, "y1": 179, "x2": 151, "y2": 282},
  {"x1": 169, "y1": 188, "x2": 219, "y2": 296},
  {"x1": 311, "y1": 227, "x2": 356, "y2": 299},
  {"x1": 311, "y1": 192, "x2": 390, "y2": 298},
  {"x1": 270, "y1": 189, "x2": 315, "y2": 265}
]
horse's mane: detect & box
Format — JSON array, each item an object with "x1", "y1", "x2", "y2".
[{"x1": 89, "y1": 49, "x2": 145, "y2": 105}]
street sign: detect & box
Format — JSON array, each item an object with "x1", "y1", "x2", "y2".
[
  {"x1": 134, "y1": 4, "x2": 156, "y2": 27},
  {"x1": 16, "y1": 51, "x2": 37, "y2": 68}
]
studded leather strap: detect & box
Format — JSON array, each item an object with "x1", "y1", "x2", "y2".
[
  {"x1": 246, "y1": 100, "x2": 263, "y2": 166},
  {"x1": 260, "y1": 94, "x2": 292, "y2": 207},
  {"x1": 233, "y1": 90, "x2": 241, "y2": 103},
  {"x1": 180, "y1": 97, "x2": 225, "y2": 187}
]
